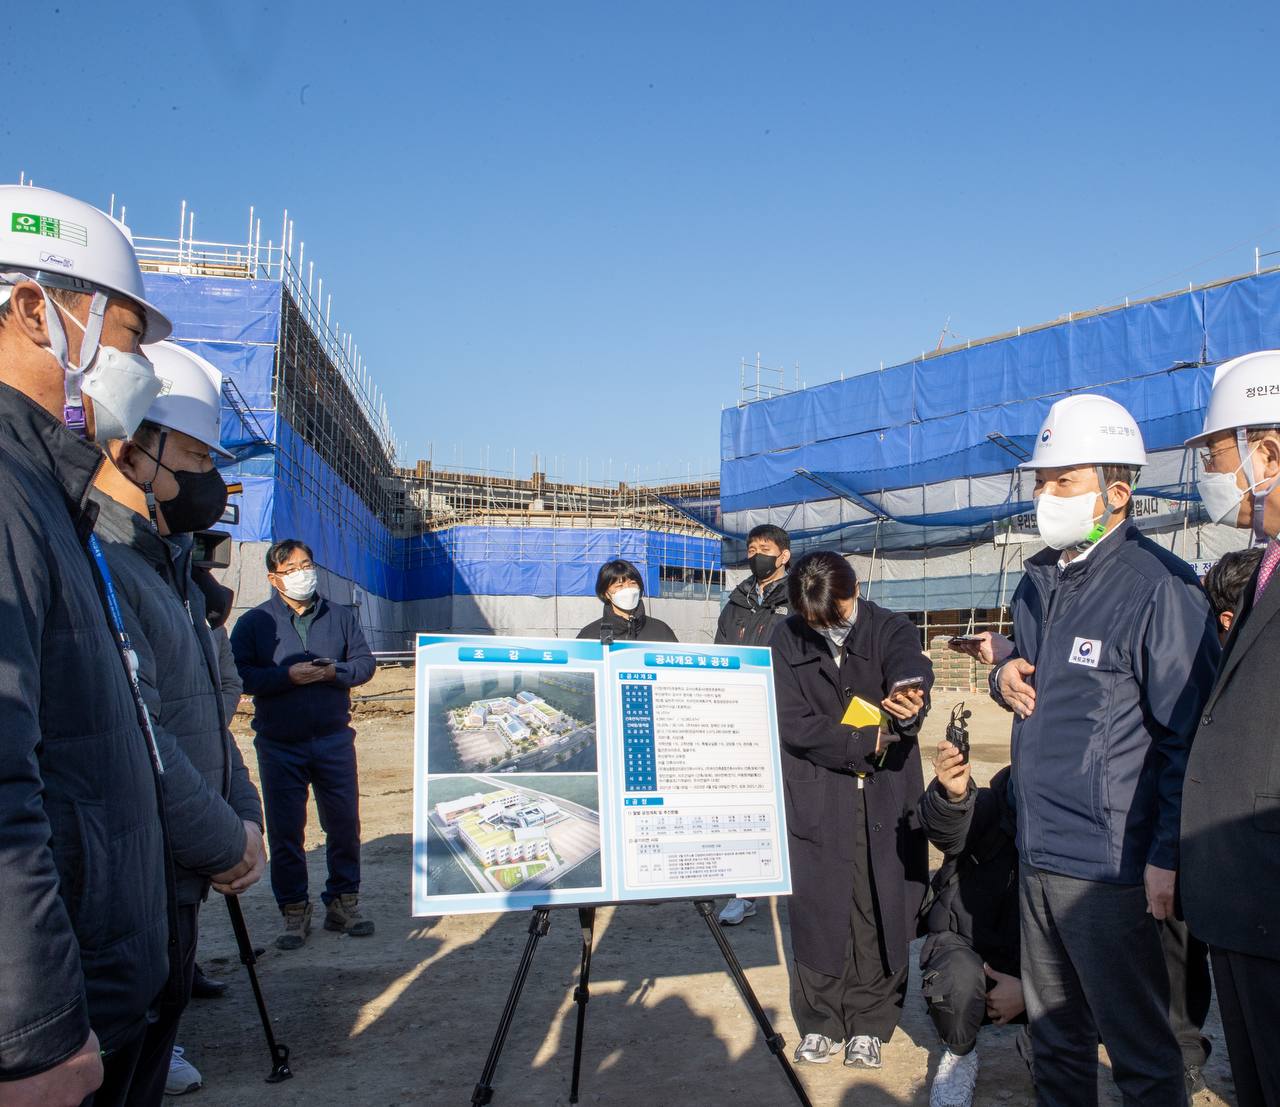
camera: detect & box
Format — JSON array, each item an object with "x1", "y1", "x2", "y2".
[{"x1": 946, "y1": 702, "x2": 972, "y2": 765}]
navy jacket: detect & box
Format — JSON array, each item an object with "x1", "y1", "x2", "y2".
[
  {"x1": 992, "y1": 524, "x2": 1219, "y2": 884},
  {"x1": 230, "y1": 591, "x2": 375, "y2": 742},
  {"x1": 772, "y1": 599, "x2": 933, "y2": 978},
  {"x1": 0, "y1": 383, "x2": 168, "y2": 1077}
]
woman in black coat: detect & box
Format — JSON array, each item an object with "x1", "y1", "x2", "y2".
[
  {"x1": 772, "y1": 551, "x2": 932, "y2": 1070},
  {"x1": 576, "y1": 558, "x2": 677, "y2": 643}
]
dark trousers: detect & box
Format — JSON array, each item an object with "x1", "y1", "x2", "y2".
[
  {"x1": 1160, "y1": 916, "x2": 1212, "y2": 1068},
  {"x1": 84, "y1": 1029, "x2": 147, "y2": 1107},
  {"x1": 920, "y1": 931, "x2": 993, "y2": 1057},
  {"x1": 84, "y1": 905, "x2": 198, "y2": 1107},
  {"x1": 256, "y1": 730, "x2": 361, "y2": 908},
  {"x1": 790, "y1": 784, "x2": 908, "y2": 1042},
  {"x1": 1210, "y1": 946, "x2": 1280, "y2": 1107},
  {"x1": 1019, "y1": 866, "x2": 1184, "y2": 1107}
]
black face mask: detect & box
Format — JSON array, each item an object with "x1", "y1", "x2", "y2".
[
  {"x1": 748, "y1": 553, "x2": 780, "y2": 581},
  {"x1": 135, "y1": 436, "x2": 229, "y2": 534},
  {"x1": 159, "y1": 467, "x2": 229, "y2": 534}
]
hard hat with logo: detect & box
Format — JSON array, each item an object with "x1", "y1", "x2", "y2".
[
  {"x1": 142, "y1": 341, "x2": 233, "y2": 458},
  {"x1": 0, "y1": 185, "x2": 171, "y2": 342},
  {"x1": 1019, "y1": 393, "x2": 1148, "y2": 470},
  {"x1": 1185, "y1": 350, "x2": 1280, "y2": 447}
]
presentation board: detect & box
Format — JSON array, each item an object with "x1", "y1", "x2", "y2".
[{"x1": 411, "y1": 634, "x2": 791, "y2": 915}]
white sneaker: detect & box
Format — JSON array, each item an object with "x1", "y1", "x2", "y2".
[
  {"x1": 930, "y1": 1047, "x2": 979, "y2": 1107},
  {"x1": 793, "y1": 1033, "x2": 845, "y2": 1063},
  {"x1": 717, "y1": 898, "x2": 757, "y2": 926},
  {"x1": 844, "y1": 1035, "x2": 883, "y2": 1069},
  {"x1": 166, "y1": 1046, "x2": 203, "y2": 1095}
]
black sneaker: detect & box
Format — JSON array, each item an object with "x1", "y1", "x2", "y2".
[{"x1": 1185, "y1": 1064, "x2": 1206, "y2": 1097}]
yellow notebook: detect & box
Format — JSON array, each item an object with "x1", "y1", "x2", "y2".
[{"x1": 841, "y1": 695, "x2": 886, "y2": 729}]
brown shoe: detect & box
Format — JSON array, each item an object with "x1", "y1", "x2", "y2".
[
  {"x1": 324, "y1": 893, "x2": 375, "y2": 936},
  {"x1": 276, "y1": 901, "x2": 313, "y2": 950}
]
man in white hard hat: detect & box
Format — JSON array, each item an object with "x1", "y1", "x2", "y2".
[
  {"x1": 1181, "y1": 350, "x2": 1280, "y2": 1107},
  {"x1": 989, "y1": 394, "x2": 1220, "y2": 1106},
  {"x1": 0, "y1": 185, "x2": 174, "y2": 1106},
  {"x1": 90, "y1": 341, "x2": 266, "y2": 1099}
]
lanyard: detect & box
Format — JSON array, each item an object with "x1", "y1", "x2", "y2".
[{"x1": 87, "y1": 533, "x2": 165, "y2": 775}]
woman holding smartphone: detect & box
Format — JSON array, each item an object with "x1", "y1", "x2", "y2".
[{"x1": 770, "y1": 551, "x2": 933, "y2": 1072}]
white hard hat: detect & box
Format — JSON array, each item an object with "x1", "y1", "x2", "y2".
[
  {"x1": 1019, "y1": 393, "x2": 1147, "y2": 470},
  {"x1": 142, "y1": 341, "x2": 232, "y2": 458},
  {"x1": 0, "y1": 185, "x2": 171, "y2": 343},
  {"x1": 1184, "y1": 350, "x2": 1280, "y2": 447}
]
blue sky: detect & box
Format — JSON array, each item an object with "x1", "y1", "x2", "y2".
[{"x1": 8, "y1": 1, "x2": 1279, "y2": 484}]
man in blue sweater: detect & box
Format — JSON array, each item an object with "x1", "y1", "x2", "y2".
[{"x1": 231, "y1": 539, "x2": 376, "y2": 949}]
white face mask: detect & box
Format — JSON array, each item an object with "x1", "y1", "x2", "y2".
[
  {"x1": 1196, "y1": 439, "x2": 1278, "y2": 531},
  {"x1": 1196, "y1": 468, "x2": 1249, "y2": 526},
  {"x1": 610, "y1": 586, "x2": 641, "y2": 612},
  {"x1": 820, "y1": 620, "x2": 853, "y2": 647},
  {"x1": 42, "y1": 287, "x2": 160, "y2": 442},
  {"x1": 280, "y1": 568, "x2": 318, "y2": 601},
  {"x1": 1035, "y1": 490, "x2": 1104, "y2": 550}
]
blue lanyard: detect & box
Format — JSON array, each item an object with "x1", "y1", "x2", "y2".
[{"x1": 87, "y1": 534, "x2": 165, "y2": 775}]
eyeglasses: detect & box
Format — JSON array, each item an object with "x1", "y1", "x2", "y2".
[
  {"x1": 1198, "y1": 446, "x2": 1238, "y2": 471},
  {"x1": 274, "y1": 561, "x2": 314, "y2": 573}
]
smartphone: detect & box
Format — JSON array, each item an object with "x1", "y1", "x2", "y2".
[
  {"x1": 311, "y1": 657, "x2": 336, "y2": 667},
  {"x1": 949, "y1": 634, "x2": 986, "y2": 645},
  {"x1": 888, "y1": 676, "x2": 925, "y2": 695}
]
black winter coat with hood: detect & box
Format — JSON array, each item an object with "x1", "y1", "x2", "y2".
[
  {"x1": 715, "y1": 575, "x2": 790, "y2": 647},
  {"x1": 577, "y1": 599, "x2": 677, "y2": 643}
]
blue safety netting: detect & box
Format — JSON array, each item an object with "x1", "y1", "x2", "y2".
[
  {"x1": 715, "y1": 269, "x2": 1280, "y2": 531},
  {"x1": 403, "y1": 526, "x2": 721, "y2": 600},
  {"x1": 135, "y1": 273, "x2": 754, "y2": 604},
  {"x1": 142, "y1": 273, "x2": 281, "y2": 545}
]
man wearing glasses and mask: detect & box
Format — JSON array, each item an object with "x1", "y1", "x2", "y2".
[{"x1": 232, "y1": 538, "x2": 375, "y2": 951}]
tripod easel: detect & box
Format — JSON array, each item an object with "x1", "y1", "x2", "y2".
[{"x1": 470, "y1": 900, "x2": 812, "y2": 1107}]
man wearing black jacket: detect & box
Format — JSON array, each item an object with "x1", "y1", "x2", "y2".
[
  {"x1": 717, "y1": 524, "x2": 791, "y2": 926},
  {"x1": 1182, "y1": 351, "x2": 1280, "y2": 1106},
  {"x1": 918, "y1": 744, "x2": 1024, "y2": 1107},
  {"x1": 0, "y1": 187, "x2": 174, "y2": 1106},
  {"x1": 716, "y1": 524, "x2": 792, "y2": 647}
]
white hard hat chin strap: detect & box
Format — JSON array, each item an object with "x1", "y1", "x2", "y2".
[{"x1": 39, "y1": 287, "x2": 108, "y2": 436}]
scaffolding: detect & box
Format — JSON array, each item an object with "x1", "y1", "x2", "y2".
[{"x1": 132, "y1": 202, "x2": 724, "y2": 611}]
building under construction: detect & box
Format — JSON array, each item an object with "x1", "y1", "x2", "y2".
[
  {"x1": 132, "y1": 208, "x2": 724, "y2": 648},
  {"x1": 667, "y1": 262, "x2": 1280, "y2": 684}
]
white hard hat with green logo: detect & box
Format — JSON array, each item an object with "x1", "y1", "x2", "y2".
[{"x1": 0, "y1": 185, "x2": 171, "y2": 342}]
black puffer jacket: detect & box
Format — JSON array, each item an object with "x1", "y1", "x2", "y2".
[
  {"x1": 917, "y1": 766, "x2": 1020, "y2": 976},
  {"x1": 577, "y1": 599, "x2": 677, "y2": 643},
  {"x1": 91, "y1": 492, "x2": 263, "y2": 907},
  {"x1": 715, "y1": 575, "x2": 789, "y2": 646},
  {"x1": 0, "y1": 383, "x2": 168, "y2": 1078}
]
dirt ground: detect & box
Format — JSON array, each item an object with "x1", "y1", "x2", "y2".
[{"x1": 172, "y1": 670, "x2": 1239, "y2": 1106}]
